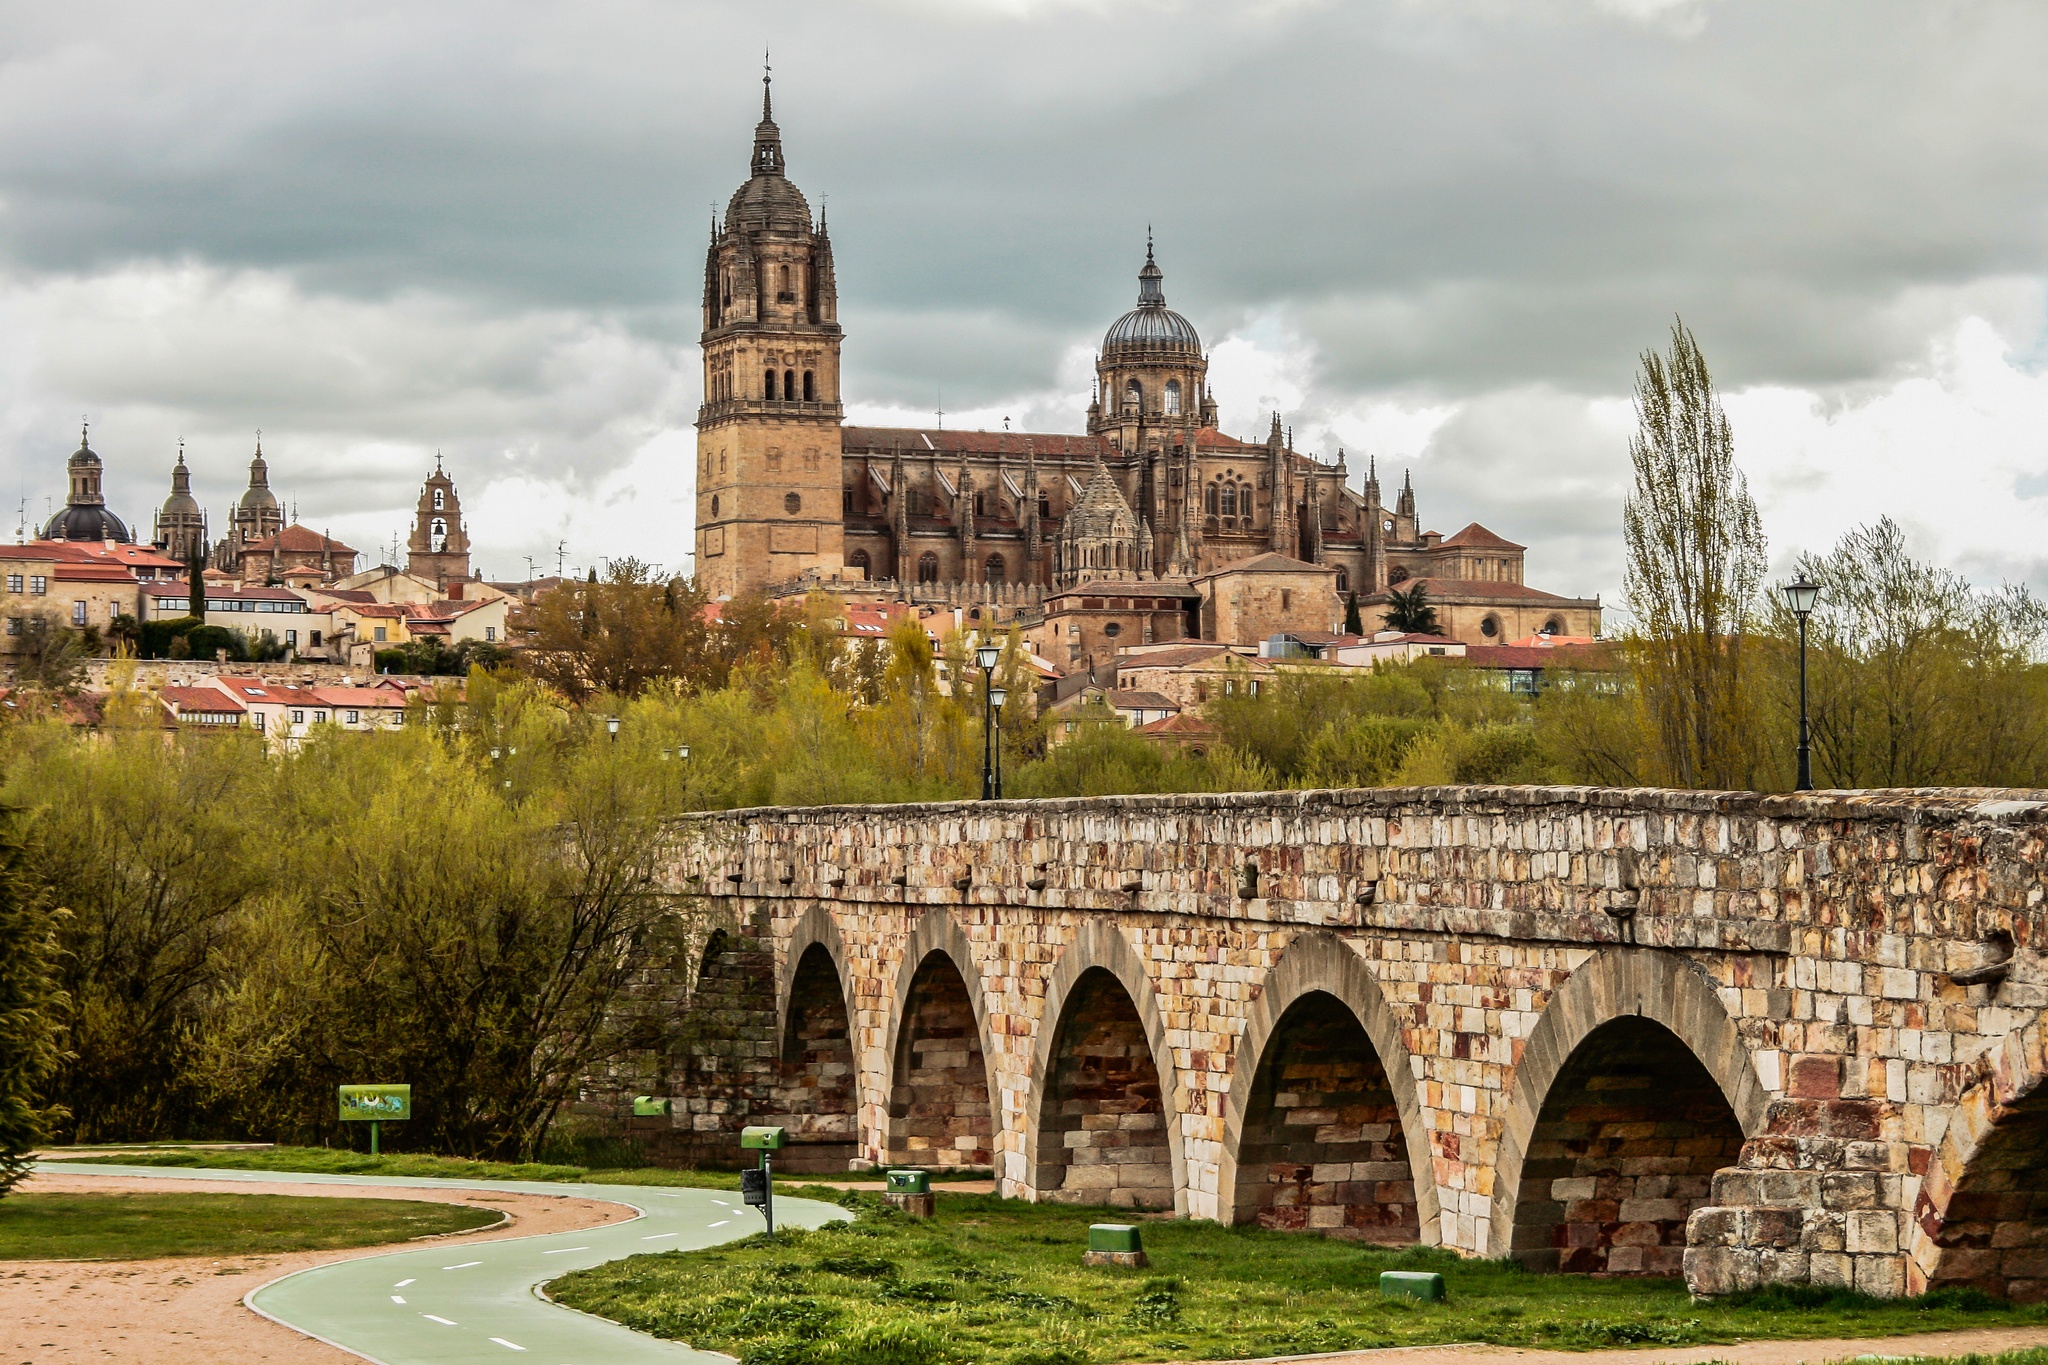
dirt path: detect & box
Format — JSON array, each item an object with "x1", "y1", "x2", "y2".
[
  {"x1": 0, "y1": 1170, "x2": 634, "y2": 1365},
  {"x1": 1187, "y1": 1325, "x2": 2048, "y2": 1364}
]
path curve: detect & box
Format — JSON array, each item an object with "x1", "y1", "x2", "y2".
[{"x1": 43, "y1": 1163, "x2": 849, "y2": 1365}]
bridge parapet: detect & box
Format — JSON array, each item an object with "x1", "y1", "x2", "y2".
[{"x1": 622, "y1": 785, "x2": 2048, "y2": 1298}]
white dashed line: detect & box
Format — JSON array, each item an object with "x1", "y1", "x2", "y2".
[
  {"x1": 542, "y1": 1246, "x2": 590, "y2": 1254},
  {"x1": 444, "y1": 1261, "x2": 483, "y2": 1270},
  {"x1": 390, "y1": 1295, "x2": 406, "y2": 1304},
  {"x1": 488, "y1": 1339, "x2": 527, "y2": 1352},
  {"x1": 710, "y1": 1199, "x2": 731, "y2": 1207},
  {"x1": 642, "y1": 1232, "x2": 677, "y2": 1240},
  {"x1": 423, "y1": 1314, "x2": 457, "y2": 1326},
  {"x1": 394, "y1": 1278, "x2": 415, "y2": 1288}
]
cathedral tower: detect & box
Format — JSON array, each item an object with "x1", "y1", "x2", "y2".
[
  {"x1": 406, "y1": 456, "x2": 473, "y2": 589},
  {"x1": 154, "y1": 443, "x2": 208, "y2": 563},
  {"x1": 1088, "y1": 240, "x2": 1219, "y2": 451},
  {"x1": 695, "y1": 71, "x2": 845, "y2": 597}
]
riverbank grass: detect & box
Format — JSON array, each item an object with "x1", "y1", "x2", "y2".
[{"x1": 0, "y1": 1192, "x2": 500, "y2": 1260}]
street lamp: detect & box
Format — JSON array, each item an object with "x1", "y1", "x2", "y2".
[
  {"x1": 1779, "y1": 575, "x2": 1821, "y2": 792},
  {"x1": 606, "y1": 715, "x2": 620, "y2": 743},
  {"x1": 989, "y1": 682, "x2": 1008, "y2": 800},
  {"x1": 975, "y1": 642, "x2": 1002, "y2": 801}
]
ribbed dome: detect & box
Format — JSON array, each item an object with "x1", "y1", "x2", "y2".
[
  {"x1": 160, "y1": 491, "x2": 201, "y2": 515},
  {"x1": 1103, "y1": 244, "x2": 1201, "y2": 356},
  {"x1": 240, "y1": 448, "x2": 278, "y2": 511},
  {"x1": 725, "y1": 168, "x2": 811, "y2": 235},
  {"x1": 43, "y1": 504, "x2": 132, "y2": 543}
]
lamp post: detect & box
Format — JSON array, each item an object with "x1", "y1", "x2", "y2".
[
  {"x1": 1779, "y1": 575, "x2": 1821, "y2": 792},
  {"x1": 975, "y1": 642, "x2": 1002, "y2": 801},
  {"x1": 606, "y1": 715, "x2": 620, "y2": 744},
  {"x1": 990, "y1": 682, "x2": 1008, "y2": 800}
]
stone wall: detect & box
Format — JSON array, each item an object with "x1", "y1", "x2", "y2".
[{"x1": 614, "y1": 785, "x2": 2048, "y2": 1298}]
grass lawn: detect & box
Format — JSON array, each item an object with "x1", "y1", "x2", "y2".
[
  {"x1": 0, "y1": 1192, "x2": 502, "y2": 1260},
  {"x1": 546, "y1": 1192, "x2": 2048, "y2": 1365}
]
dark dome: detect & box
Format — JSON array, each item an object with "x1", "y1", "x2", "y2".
[
  {"x1": 43, "y1": 504, "x2": 132, "y2": 543},
  {"x1": 724, "y1": 173, "x2": 811, "y2": 235},
  {"x1": 1102, "y1": 246, "x2": 1201, "y2": 355}
]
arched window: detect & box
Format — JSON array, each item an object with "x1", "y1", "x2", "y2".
[
  {"x1": 432, "y1": 488, "x2": 445, "y2": 511},
  {"x1": 711, "y1": 494, "x2": 720, "y2": 517},
  {"x1": 803, "y1": 370, "x2": 815, "y2": 401},
  {"x1": 1124, "y1": 378, "x2": 1142, "y2": 410},
  {"x1": 1205, "y1": 483, "x2": 1218, "y2": 514},
  {"x1": 848, "y1": 549, "x2": 871, "y2": 579},
  {"x1": 1388, "y1": 565, "x2": 1408, "y2": 585},
  {"x1": 430, "y1": 517, "x2": 447, "y2": 552},
  {"x1": 918, "y1": 552, "x2": 939, "y2": 584},
  {"x1": 778, "y1": 264, "x2": 791, "y2": 297},
  {"x1": 785, "y1": 492, "x2": 802, "y2": 514},
  {"x1": 1038, "y1": 493, "x2": 1051, "y2": 519},
  {"x1": 1164, "y1": 379, "x2": 1182, "y2": 416},
  {"x1": 785, "y1": 369, "x2": 796, "y2": 400},
  {"x1": 764, "y1": 370, "x2": 777, "y2": 400},
  {"x1": 984, "y1": 553, "x2": 1005, "y2": 585},
  {"x1": 974, "y1": 492, "x2": 985, "y2": 516},
  {"x1": 1220, "y1": 483, "x2": 1237, "y2": 517},
  {"x1": 1543, "y1": 616, "x2": 1565, "y2": 636},
  {"x1": 1335, "y1": 568, "x2": 1349, "y2": 594}
]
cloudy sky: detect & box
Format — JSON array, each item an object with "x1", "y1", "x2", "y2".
[{"x1": 2, "y1": 0, "x2": 2045, "y2": 611}]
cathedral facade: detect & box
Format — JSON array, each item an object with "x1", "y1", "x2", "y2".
[{"x1": 688, "y1": 85, "x2": 1601, "y2": 641}]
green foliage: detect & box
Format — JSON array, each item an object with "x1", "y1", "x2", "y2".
[
  {"x1": 0, "y1": 807, "x2": 64, "y2": 1196},
  {"x1": 182, "y1": 623, "x2": 246, "y2": 663},
  {"x1": 550, "y1": 1191, "x2": 2048, "y2": 1363},
  {"x1": 1380, "y1": 583, "x2": 1439, "y2": 635},
  {"x1": 0, "y1": 1191, "x2": 496, "y2": 1258},
  {"x1": 139, "y1": 615, "x2": 202, "y2": 660}
]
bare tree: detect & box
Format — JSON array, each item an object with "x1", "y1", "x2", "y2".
[{"x1": 1622, "y1": 320, "x2": 1766, "y2": 789}]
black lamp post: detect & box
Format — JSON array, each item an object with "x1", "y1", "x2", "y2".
[
  {"x1": 606, "y1": 715, "x2": 620, "y2": 744},
  {"x1": 975, "y1": 642, "x2": 1002, "y2": 801},
  {"x1": 990, "y1": 681, "x2": 1008, "y2": 800},
  {"x1": 1780, "y1": 575, "x2": 1821, "y2": 792}
]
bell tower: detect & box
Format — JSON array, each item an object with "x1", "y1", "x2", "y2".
[{"x1": 694, "y1": 68, "x2": 845, "y2": 597}]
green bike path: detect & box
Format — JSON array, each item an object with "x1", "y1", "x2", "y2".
[{"x1": 45, "y1": 1162, "x2": 849, "y2": 1364}]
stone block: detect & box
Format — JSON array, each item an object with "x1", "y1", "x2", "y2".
[{"x1": 1847, "y1": 1211, "x2": 1899, "y2": 1255}]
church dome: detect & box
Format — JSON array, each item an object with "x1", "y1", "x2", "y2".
[
  {"x1": 43, "y1": 503, "x2": 131, "y2": 543},
  {"x1": 723, "y1": 81, "x2": 810, "y2": 236},
  {"x1": 1103, "y1": 244, "x2": 1201, "y2": 356},
  {"x1": 240, "y1": 447, "x2": 278, "y2": 511}
]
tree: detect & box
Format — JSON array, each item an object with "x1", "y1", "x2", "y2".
[
  {"x1": 1621, "y1": 320, "x2": 1766, "y2": 789},
  {"x1": 1381, "y1": 583, "x2": 1439, "y2": 635},
  {"x1": 516, "y1": 561, "x2": 716, "y2": 700},
  {"x1": 11, "y1": 611, "x2": 90, "y2": 694},
  {"x1": 187, "y1": 552, "x2": 207, "y2": 621},
  {"x1": 0, "y1": 805, "x2": 64, "y2": 1196},
  {"x1": 1343, "y1": 591, "x2": 1364, "y2": 636}
]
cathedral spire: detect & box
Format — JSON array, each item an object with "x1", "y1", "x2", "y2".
[{"x1": 751, "y1": 57, "x2": 785, "y2": 178}]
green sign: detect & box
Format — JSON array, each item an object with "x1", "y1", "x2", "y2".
[
  {"x1": 339, "y1": 1085, "x2": 412, "y2": 1122},
  {"x1": 740, "y1": 1125, "x2": 787, "y2": 1150},
  {"x1": 633, "y1": 1095, "x2": 672, "y2": 1117}
]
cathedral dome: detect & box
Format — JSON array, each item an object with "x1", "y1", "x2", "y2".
[
  {"x1": 723, "y1": 80, "x2": 810, "y2": 236},
  {"x1": 1103, "y1": 244, "x2": 1201, "y2": 356},
  {"x1": 240, "y1": 447, "x2": 278, "y2": 511},
  {"x1": 43, "y1": 502, "x2": 131, "y2": 543}
]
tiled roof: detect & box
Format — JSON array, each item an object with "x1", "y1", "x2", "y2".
[
  {"x1": 1116, "y1": 645, "x2": 1239, "y2": 670},
  {"x1": 53, "y1": 564, "x2": 140, "y2": 584},
  {"x1": 312, "y1": 588, "x2": 376, "y2": 604},
  {"x1": 338, "y1": 602, "x2": 407, "y2": 618},
  {"x1": 1365, "y1": 577, "x2": 1587, "y2": 604},
  {"x1": 214, "y1": 676, "x2": 321, "y2": 705},
  {"x1": 160, "y1": 687, "x2": 245, "y2": 714},
  {"x1": 1462, "y1": 642, "x2": 1614, "y2": 670},
  {"x1": 843, "y1": 428, "x2": 1112, "y2": 459},
  {"x1": 1196, "y1": 552, "x2": 1336, "y2": 578},
  {"x1": 242, "y1": 524, "x2": 360, "y2": 556},
  {"x1": 1045, "y1": 580, "x2": 1202, "y2": 600},
  {"x1": 1437, "y1": 523, "x2": 1526, "y2": 551},
  {"x1": 1107, "y1": 689, "x2": 1180, "y2": 712},
  {"x1": 69, "y1": 542, "x2": 187, "y2": 569},
  {"x1": 1138, "y1": 711, "x2": 1218, "y2": 737},
  {"x1": 310, "y1": 686, "x2": 407, "y2": 708}
]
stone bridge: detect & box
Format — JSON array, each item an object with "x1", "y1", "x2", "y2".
[{"x1": 619, "y1": 786, "x2": 2048, "y2": 1301}]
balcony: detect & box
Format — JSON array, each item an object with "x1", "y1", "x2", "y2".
[{"x1": 698, "y1": 397, "x2": 846, "y2": 424}]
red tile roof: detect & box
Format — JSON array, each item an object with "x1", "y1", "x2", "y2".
[
  {"x1": 1365, "y1": 577, "x2": 1586, "y2": 604},
  {"x1": 1196, "y1": 552, "x2": 1336, "y2": 578},
  {"x1": 242, "y1": 524, "x2": 359, "y2": 556},
  {"x1": 1437, "y1": 523, "x2": 1526, "y2": 551},
  {"x1": 1106, "y1": 689, "x2": 1180, "y2": 712},
  {"x1": 160, "y1": 687, "x2": 246, "y2": 715},
  {"x1": 214, "y1": 677, "x2": 322, "y2": 705},
  {"x1": 843, "y1": 428, "x2": 1112, "y2": 459},
  {"x1": 1462, "y1": 642, "x2": 1614, "y2": 670},
  {"x1": 1138, "y1": 711, "x2": 1218, "y2": 738},
  {"x1": 1116, "y1": 645, "x2": 1240, "y2": 670},
  {"x1": 52, "y1": 564, "x2": 141, "y2": 584},
  {"x1": 310, "y1": 686, "x2": 407, "y2": 708}
]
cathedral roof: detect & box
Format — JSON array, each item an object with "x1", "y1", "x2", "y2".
[
  {"x1": 1062, "y1": 461, "x2": 1141, "y2": 538},
  {"x1": 1194, "y1": 552, "x2": 1335, "y2": 579},
  {"x1": 1103, "y1": 242, "x2": 1201, "y2": 356},
  {"x1": 842, "y1": 428, "x2": 1112, "y2": 459},
  {"x1": 43, "y1": 503, "x2": 132, "y2": 543},
  {"x1": 239, "y1": 444, "x2": 278, "y2": 511},
  {"x1": 243, "y1": 524, "x2": 358, "y2": 557},
  {"x1": 1437, "y1": 522, "x2": 1525, "y2": 551},
  {"x1": 160, "y1": 452, "x2": 202, "y2": 518}
]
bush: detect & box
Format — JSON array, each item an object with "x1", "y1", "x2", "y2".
[
  {"x1": 139, "y1": 616, "x2": 201, "y2": 660},
  {"x1": 183, "y1": 625, "x2": 246, "y2": 663}
]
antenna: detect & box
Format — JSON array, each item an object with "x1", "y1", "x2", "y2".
[
  {"x1": 523, "y1": 554, "x2": 537, "y2": 584},
  {"x1": 935, "y1": 388, "x2": 944, "y2": 432},
  {"x1": 556, "y1": 539, "x2": 567, "y2": 577}
]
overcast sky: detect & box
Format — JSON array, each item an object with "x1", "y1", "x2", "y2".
[{"x1": 2, "y1": 0, "x2": 2045, "y2": 610}]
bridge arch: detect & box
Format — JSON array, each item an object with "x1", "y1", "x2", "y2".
[
  {"x1": 1023, "y1": 920, "x2": 1188, "y2": 1214},
  {"x1": 1491, "y1": 947, "x2": 1768, "y2": 1270},
  {"x1": 877, "y1": 911, "x2": 1001, "y2": 1170},
  {"x1": 771, "y1": 903, "x2": 858, "y2": 1172},
  {"x1": 1911, "y1": 1016, "x2": 2048, "y2": 1299},
  {"x1": 1219, "y1": 931, "x2": 1439, "y2": 1244}
]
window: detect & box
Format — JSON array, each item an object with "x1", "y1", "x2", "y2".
[
  {"x1": 4, "y1": 574, "x2": 18, "y2": 593},
  {"x1": 1220, "y1": 483, "x2": 1237, "y2": 517},
  {"x1": 848, "y1": 549, "x2": 871, "y2": 578},
  {"x1": 484, "y1": 625, "x2": 497, "y2": 642},
  {"x1": 1335, "y1": 568, "x2": 1349, "y2": 593},
  {"x1": 803, "y1": 370, "x2": 815, "y2": 401},
  {"x1": 29, "y1": 576, "x2": 46, "y2": 595},
  {"x1": 711, "y1": 494, "x2": 720, "y2": 518},
  {"x1": 1124, "y1": 378, "x2": 1142, "y2": 410},
  {"x1": 1164, "y1": 379, "x2": 1181, "y2": 416},
  {"x1": 843, "y1": 487, "x2": 853, "y2": 513},
  {"x1": 373, "y1": 626, "x2": 388, "y2": 642},
  {"x1": 252, "y1": 712, "x2": 265, "y2": 732},
  {"x1": 1038, "y1": 493, "x2": 1051, "y2": 518},
  {"x1": 1543, "y1": 616, "x2": 1564, "y2": 636},
  {"x1": 984, "y1": 553, "x2": 1004, "y2": 585},
  {"x1": 345, "y1": 710, "x2": 360, "y2": 725},
  {"x1": 764, "y1": 371, "x2": 777, "y2": 400},
  {"x1": 1205, "y1": 484, "x2": 1218, "y2": 514},
  {"x1": 291, "y1": 709, "x2": 305, "y2": 725},
  {"x1": 433, "y1": 488, "x2": 445, "y2": 511},
  {"x1": 1280, "y1": 589, "x2": 1292, "y2": 610},
  {"x1": 4, "y1": 618, "x2": 18, "y2": 636},
  {"x1": 785, "y1": 369, "x2": 796, "y2": 400},
  {"x1": 1104, "y1": 622, "x2": 1121, "y2": 637},
  {"x1": 285, "y1": 629, "x2": 297, "y2": 648},
  {"x1": 1480, "y1": 616, "x2": 1500, "y2": 638},
  {"x1": 314, "y1": 711, "x2": 328, "y2": 724},
  {"x1": 974, "y1": 492, "x2": 985, "y2": 516},
  {"x1": 71, "y1": 600, "x2": 87, "y2": 626},
  {"x1": 431, "y1": 517, "x2": 447, "y2": 551},
  {"x1": 311, "y1": 630, "x2": 323, "y2": 647},
  {"x1": 784, "y1": 492, "x2": 802, "y2": 514},
  {"x1": 917, "y1": 552, "x2": 939, "y2": 584}
]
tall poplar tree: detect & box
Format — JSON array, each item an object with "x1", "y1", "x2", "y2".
[
  {"x1": 0, "y1": 807, "x2": 63, "y2": 1195},
  {"x1": 1622, "y1": 320, "x2": 1766, "y2": 790}
]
